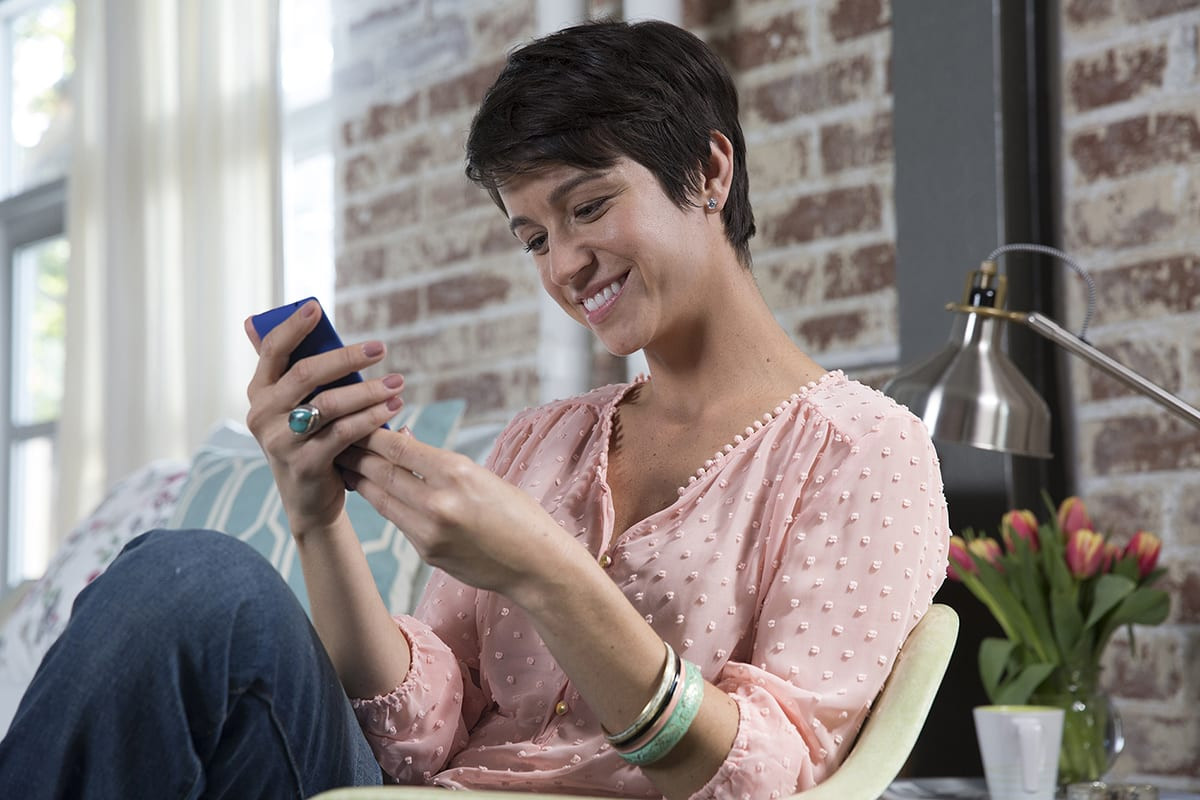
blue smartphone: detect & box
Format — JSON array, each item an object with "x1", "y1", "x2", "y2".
[{"x1": 251, "y1": 297, "x2": 366, "y2": 405}]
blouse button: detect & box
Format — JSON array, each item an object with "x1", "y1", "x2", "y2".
[
  {"x1": 599, "y1": 553, "x2": 613, "y2": 568},
  {"x1": 555, "y1": 701, "x2": 570, "y2": 716}
]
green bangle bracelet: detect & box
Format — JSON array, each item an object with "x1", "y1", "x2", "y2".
[{"x1": 618, "y1": 659, "x2": 704, "y2": 766}]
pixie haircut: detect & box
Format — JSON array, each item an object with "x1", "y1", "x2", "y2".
[{"x1": 465, "y1": 19, "x2": 756, "y2": 267}]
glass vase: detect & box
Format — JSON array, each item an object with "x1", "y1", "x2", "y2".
[{"x1": 1032, "y1": 669, "x2": 1124, "y2": 786}]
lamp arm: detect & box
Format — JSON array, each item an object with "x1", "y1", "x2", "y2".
[{"x1": 1019, "y1": 311, "x2": 1200, "y2": 429}]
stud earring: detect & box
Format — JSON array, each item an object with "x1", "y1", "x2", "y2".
[{"x1": 706, "y1": 198, "x2": 718, "y2": 210}]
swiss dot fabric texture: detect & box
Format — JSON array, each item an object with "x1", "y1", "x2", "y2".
[{"x1": 351, "y1": 372, "x2": 950, "y2": 798}]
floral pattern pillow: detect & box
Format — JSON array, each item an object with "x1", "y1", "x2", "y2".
[{"x1": 0, "y1": 459, "x2": 189, "y2": 732}]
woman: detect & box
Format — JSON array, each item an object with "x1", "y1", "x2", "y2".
[
  {"x1": 0, "y1": 19, "x2": 948, "y2": 800},
  {"x1": 253, "y1": 19, "x2": 949, "y2": 798}
]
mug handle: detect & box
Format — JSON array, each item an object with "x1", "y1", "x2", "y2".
[{"x1": 1014, "y1": 718, "x2": 1044, "y2": 793}]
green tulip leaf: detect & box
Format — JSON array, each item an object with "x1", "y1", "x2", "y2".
[
  {"x1": 1084, "y1": 573, "x2": 1136, "y2": 629},
  {"x1": 979, "y1": 637, "x2": 1017, "y2": 701},
  {"x1": 994, "y1": 663, "x2": 1057, "y2": 706},
  {"x1": 1108, "y1": 587, "x2": 1170, "y2": 628},
  {"x1": 1050, "y1": 588, "x2": 1084, "y2": 658}
]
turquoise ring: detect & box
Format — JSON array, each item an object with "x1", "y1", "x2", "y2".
[{"x1": 288, "y1": 403, "x2": 322, "y2": 437}]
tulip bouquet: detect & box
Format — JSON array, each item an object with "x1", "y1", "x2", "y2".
[{"x1": 948, "y1": 495, "x2": 1170, "y2": 784}]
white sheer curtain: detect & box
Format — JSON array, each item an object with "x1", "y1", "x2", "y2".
[{"x1": 57, "y1": 0, "x2": 282, "y2": 535}]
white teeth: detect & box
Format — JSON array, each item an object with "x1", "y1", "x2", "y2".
[{"x1": 583, "y1": 278, "x2": 624, "y2": 312}]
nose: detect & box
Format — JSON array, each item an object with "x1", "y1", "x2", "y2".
[{"x1": 545, "y1": 234, "x2": 592, "y2": 288}]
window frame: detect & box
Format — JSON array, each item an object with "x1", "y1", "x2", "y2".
[{"x1": 0, "y1": 174, "x2": 65, "y2": 588}]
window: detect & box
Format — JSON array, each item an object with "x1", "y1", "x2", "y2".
[
  {"x1": 0, "y1": 0, "x2": 72, "y2": 589},
  {"x1": 279, "y1": 0, "x2": 335, "y2": 311}
]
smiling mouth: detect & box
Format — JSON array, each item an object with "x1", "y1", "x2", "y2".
[{"x1": 582, "y1": 275, "x2": 627, "y2": 313}]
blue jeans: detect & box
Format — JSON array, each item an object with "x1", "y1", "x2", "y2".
[{"x1": 0, "y1": 529, "x2": 384, "y2": 799}]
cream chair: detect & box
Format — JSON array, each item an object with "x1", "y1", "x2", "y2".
[{"x1": 313, "y1": 603, "x2": 959, "y2": 800}]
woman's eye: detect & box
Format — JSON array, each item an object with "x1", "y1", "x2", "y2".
[
  {"x1": 575, "y1": 198, "x2": 608, "y2": 220},
  {"x1": 523, "y1": 234, "x2": 547, "y2": 254}
]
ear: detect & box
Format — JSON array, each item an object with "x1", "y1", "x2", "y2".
[{"x1": 702, "y1": 131, "x2": 735, "y2": 211}]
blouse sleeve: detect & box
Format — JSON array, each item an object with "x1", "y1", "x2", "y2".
[
  {"x1": 693, "y1": 411, "x2": 950, "y2": 799},
  {"x1": 347, "y1": 415, "x2": 538, "y2": 782}
]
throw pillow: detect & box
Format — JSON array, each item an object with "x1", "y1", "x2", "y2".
[
  {"x1": 165, "y1": 399, "x2": 466, "y2": 617},
  {"x1": 0, "y1": 458, "x2": 191, "y2": 733}
]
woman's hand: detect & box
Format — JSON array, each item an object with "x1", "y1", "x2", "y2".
[
  {"x1": 335, "y1": 427, "x2": 586, "y2": 601},
  {"x1": 244, "y1": 300, "x2": 405, "y2": 535}
]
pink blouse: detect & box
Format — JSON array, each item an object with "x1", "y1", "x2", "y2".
[{"x1": 351, "y1": 371, "x2": 950, "y2": 798}]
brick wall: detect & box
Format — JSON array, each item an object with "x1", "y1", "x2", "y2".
[
  {"x1": 1060, "y1": 0, "x2": 1200, "y2": 787},
  {"x1": 329, "y1": 0, "x2": 1198, "y2": 787},
  {"x1": 331, "y1": 0, "x2": 897, "y2": 431}
]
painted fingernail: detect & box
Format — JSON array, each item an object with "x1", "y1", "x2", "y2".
[
  {"x1": 363, "y1": 341, "x2": 384, "y2": 357},
  {"x1": 387, "y1": 395, "x2": 404, "y2": 411},
  {"x1": 383, "y1": 373, "x2": 404, "y2": 389},
  {"x1": 301, "y1": 300, "x2": 318, "y2": 317}
]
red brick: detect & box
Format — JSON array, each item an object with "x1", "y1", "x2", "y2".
[
  {"x1": 709, "y1": 9, "x2": 807, "y2": 72},
  {"x1": 1091, "y1": 255, "x2": 1200, "y2": 322},
  {"x1": 472, "y1": 4, "x2": 534, "y2": 56},
  {"x1": 1126, "y1": 0, "x2": 1200, "y2": 21},
  {"x1": 1066, "y1": 42, "x2": 1167, "y2": 111},
  {"x1": 342, "y1": 153, "x2": 380, "y2": 196},
  {"x1": 335, "y1": 247, "x2": 386, "y2": 289},
  {"x1": 820, "y1": 112, "x2": 893, "y2": 174},
  {"x1": 1081, "y1": 336, "x2": 1181, "y2": 400},
  {"x1": 758, "y1": 258, "x2": 819, "y2": 309},
  {"x1": 428, "y1": 59, "x2": 505, "y2": 117},
  {"x1": 427, "y1": 175, "x2": 493, "y2": 219},
  {"x1": 796, "y1": 309, "x2": 873, "y2": 352},
  {"x1": 763, "y1": 185, "x2": 882, "y2": 247},
  {"x1": 1172, "y1": 480, "x2": 1200, "y2": 546},
  {"x1": 342, "y1": 96, "x2": 422, "y2": 147},
  {"x1": 747, "y1": 55, "x2": 875, "y2": 124},
  {"x1": 427, "y1": 273, "x2": 512, "y2": 313},
  {"x1": 824, "y1": 242, "x2": 895, "y2": 299},
  {"x1": 1070, "y1": 112, "x2": 1200, "y2": 183},
  {"x1": 747, "y1": 133, "x2": 811, "y2": 194},
  {"x1": 1082, "y1": 485, "x2": 1165, "y2": 540},
  {"x1": 1111, "y1": 705, "x2": 1200, "y2": 777},
  {"x1": 388, "y1": 289, "x2": 421, "y2": 327},
  {"x1": 1084, "y1": 412, "x2": 1200, "y2": 475},
  {"x1": 683, "y1": 0, "x2": 735, "y2": 28},
  {"x1": 343, "y1": 187, "x2": 420, "y2": 241},
  {"x1": 1100, "y1": 630, "x2": 1182, "y2": 701},
  {"x1": 828, "y1": 0, "x2": 889, "y2": 42},
  {"x1": 1064, "y1": 0, "x2": 1115, "y2": 27},
  {"x1": 1172, "y1": 560, "x2": 1200, "y2": 624},
  {"x1": 1067, "y1": 176, "x2": 1179, "y2": 250},
  {"x1": 435, "y1": 367, "x2": 538, "y2": 414}
]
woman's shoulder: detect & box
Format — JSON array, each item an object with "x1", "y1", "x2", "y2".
[{"x1": 794, "y1": 370, "x2": 931, "y2": 444}]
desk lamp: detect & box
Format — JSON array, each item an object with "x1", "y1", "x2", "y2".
[{"x1": 883, "y1": 244, "x2": 1200, "y2": 457}]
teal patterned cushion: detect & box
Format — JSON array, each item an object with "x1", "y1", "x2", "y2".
[{"x1": 166, "y1": 400, "x2": 466, "y2": 616}]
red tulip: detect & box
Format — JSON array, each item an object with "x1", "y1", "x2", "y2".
[
  {"x1": 1101, "y1": 541, "x2": 1122, "y2": 573},
  {"x1": 1001, "y1": 509, "x2": 1040, "y2": 553},
  {"x1": 1124, "y1": 531, "x2": 1162, "y2": 578},
  {"x1": 1058, "y1": 496, "x2": 1094, "y2": 537},
  {"x1": 968, "y1": 537, "x2": 1004, "y2": 571},
  {"x1": 1065, "y1": 528, "x2": 1105, "y2": 578},
  {"x1": 947, "y1": 537, "x2": 976, "y2": 581}
]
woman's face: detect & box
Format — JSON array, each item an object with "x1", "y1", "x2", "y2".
[{"x1": 499, "y1": 157, "x2": 723, "y2": 357}]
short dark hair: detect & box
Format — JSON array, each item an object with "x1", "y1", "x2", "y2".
[{"x1": 465, "y1": 19, "x2": 756, "y2": 266}]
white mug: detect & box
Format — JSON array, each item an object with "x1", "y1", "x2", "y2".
[{"x1": 974, "y1": 705, "x2": 1064, "y2": 800}]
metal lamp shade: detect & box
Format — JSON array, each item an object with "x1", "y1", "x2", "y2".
[{"x1": 884, "y1": 310, "x2": 1053, "y2": 459}]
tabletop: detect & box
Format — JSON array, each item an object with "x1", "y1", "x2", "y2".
[{"x1": 883, "y1": 778, "x2": 1200, "y2": 800}]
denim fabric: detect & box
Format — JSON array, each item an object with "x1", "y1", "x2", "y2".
[{"x1": 0, "y1": 529, "x2": 383, "y2": 799}]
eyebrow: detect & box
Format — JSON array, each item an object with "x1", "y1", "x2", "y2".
[{"x1": 507, "y1": 171, "x2": 607, "y2": 235}]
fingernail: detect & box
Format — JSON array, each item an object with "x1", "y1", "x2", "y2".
[
  {"x1": 363, "y1": 341, "x2": 384, "y2": 357},
  {"x1": 383, "y1": 373, "x2": 404, "y2": 389},
  {"x1": 387, "y1": 395, "x2": 404, "y2": 411},
  {"x1": 301, "y1": 300, "x2": 318, "y2": 317}
]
